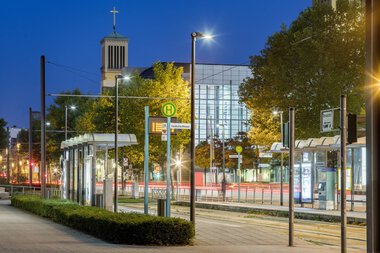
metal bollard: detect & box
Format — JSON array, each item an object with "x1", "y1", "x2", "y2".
[
  {"x1": 245, "y1": 187, "x2": 248, "y2": 202},
  {"x1": 231, "y1": 188, "x2": 233, "y2": 201},
  {"x1": 270, "y1": 187, "x2": 273, "y2": 205},
  {"x1": 262, "y1": 188, "x2": 264, "y2": 204},
  {"x1": 253, "y1": 187, "x2": 256, "y2": 203}
]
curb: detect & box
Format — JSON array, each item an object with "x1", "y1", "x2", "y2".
[{"x1": 174, "y1": 201, "x2": 366, "y2": 225}]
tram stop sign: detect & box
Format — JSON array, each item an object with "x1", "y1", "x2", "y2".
[
  {"x1": 161, "y1": 102, "x2": 177, "y2": 117},
  {"x1": 236, "y1": 145, "x2": 243, "y2": 154}
]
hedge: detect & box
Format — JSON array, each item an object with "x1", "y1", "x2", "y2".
[{"x1": 11, "y1": 195, "x2": 194, "y2": 245}]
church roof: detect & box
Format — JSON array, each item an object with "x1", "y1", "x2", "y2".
[{"x1": 102, "y1": 31, "x2": 128, "y2": 40}]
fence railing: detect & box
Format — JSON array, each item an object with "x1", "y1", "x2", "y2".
[{"x1": 0, "y1": 184, "x2": 61, "y2": 198}]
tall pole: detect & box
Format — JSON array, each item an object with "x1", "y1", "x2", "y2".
[
  {"x1": 40, "y1": 55, "x2": 46, "y2": 198},
  {"x1": 114, "y1": 76, "x2": 119, "y2": 213},
  {"x1": 289, "y1": 107, "x2": 295, "y2": 247},
  {"x1": 351, "y1": 148, "x2": 355, "y2": 211},
  {"x1": 166, "y1": 117, "x2": 171, "y2": 217},
  {"x1": 366, "y1": 1, "x2": 380, "y2": 252},
  {"x1": 6, "y1": 127, "x2": 10, "y2": 185},
  {"x1": 340, "y1": 95, "x2": 347, "y2": 253},
  {"x1": 222, "y1": 124, "x2": 226, "y2": 201},
  {"x1": 144, "y1": 106, "x2": 149, "y2": 214},
  {"x1": 238, "y1": 153, "x2": 241, "y2": 202},
  {"x1": 280, "y1": 112, "x2": 284, "y2": 206},
  {"x1": 190, "y1": 32, "x2": 196, "y2": 224},
  {"x1": 28, "y1": 107, "x2": 33, "y2": 186},
  {"x1": 65, "y1": 106, "x2": 68, "y2": 140},
  {"x1": 210, "y1": 116, "x2": 214, "y2": 182}
]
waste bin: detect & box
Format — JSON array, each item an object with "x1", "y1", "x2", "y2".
[
  {"x1": 157, "y1": 199, "x2": 166, "y2": 217},
  {"x1": 95, "y1": 194, "x2": 104, "y2": 208},
  {"x1": 196, "y1": 189, "x2": 202, "y2": 201}
]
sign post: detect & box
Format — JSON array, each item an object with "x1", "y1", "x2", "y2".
[
  {"x1": 144, "y1": 106, "x2": 149, "y2": 214},
  {"x1": 161, "y1": 102, "x2": 176, "y2": 217},
  {"x1": 236, "y1": 146, "x2": 242, "y2": 203}
]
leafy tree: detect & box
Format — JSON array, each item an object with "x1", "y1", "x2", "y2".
[
  {"x1": 45, "y1": 89, "x2": 92, "y2": 162},
  {"x1": 0, "y1": 118, "x2": 7, "y2": 149},
  {"x1": 76, "y1": 62, "x2": 190, "y2": 172},
  {"x1": 195, "y1": 132, "x2": 258, "y2": 170},
  {"x1": 239, "y1": 1, "x2": 365, "y2": 141}
]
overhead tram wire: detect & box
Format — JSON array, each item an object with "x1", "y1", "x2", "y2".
[
  {"x1": 47, "y1": 35, "x2": 316, "y2": 91},
  {"x1": 47, "y1": 93, "x2": 190, "y2": 101},
  {"x1": 47, "y1": 61, "x2": 99, "y2": 76},
  {"x1": 46, "y1": 61, "x2": 99, "y2": 85},
  {"x1": 194, "y1": 35, "x2": 313, "y2": 84}
]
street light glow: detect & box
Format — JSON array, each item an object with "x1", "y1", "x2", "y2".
[
  {"x1": 203, "y1": 34, "x2": 214, "y2": 40},
  {"x1": 70, "y1": 105, "x2": 76, "y2": 110},
  {"x1": 175, "y1": 159, "x2": 182, "y2": 167}
]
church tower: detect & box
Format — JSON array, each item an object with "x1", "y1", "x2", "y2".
[{"x1": 100, "y1": 7, "x2": 128, "y2": 92}]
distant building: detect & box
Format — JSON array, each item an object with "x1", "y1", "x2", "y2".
[
  {"x1": 100, "y1": 8, "x2": 129, "y2": 93},
  {"x1": 312, "y1": 0, "x2": 364, "y2": 9},
  {"x1": 134, "y1": 63, "x2": 252, "y2": 145},
  {"x1": 99, "y1": 8, "x2": 252, "y2": 144}
]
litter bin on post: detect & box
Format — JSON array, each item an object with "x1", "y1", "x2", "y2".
[
  {"x1": 196, "y1": 189, "x2": 202, "y2": 201},
  {"x1": 95, "y1": 193, "x2": 104, "y2": 208},
  {"x1": 157, "y1": 199, "x2": 166, "y2": 217}
]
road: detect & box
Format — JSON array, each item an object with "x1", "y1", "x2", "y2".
[{"x1": 120, "y1": 202, "x2": 366, "y2": 252}]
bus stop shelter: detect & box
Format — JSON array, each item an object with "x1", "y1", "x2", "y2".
[{"x1": 60, "y1": 133, "x2": 138, "y2": 206}]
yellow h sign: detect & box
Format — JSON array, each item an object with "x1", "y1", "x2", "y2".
[{"x1": 161, "y1": 102, "x2": 177, "y2": 117}]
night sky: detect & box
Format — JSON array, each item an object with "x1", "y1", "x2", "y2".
[{"x1": 0, "y1": 0, "x2": 310, "y2": 128}]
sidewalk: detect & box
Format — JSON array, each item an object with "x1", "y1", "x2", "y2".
[
  {"x1": 175, "y1": 201, "x2": 366, "y2": 224},
  {"x1": 0, "y1": 200, "x2": 362, "y2": 253}
]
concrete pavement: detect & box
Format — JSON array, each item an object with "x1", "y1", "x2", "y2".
[{"x1": 0, "y1": 200, "x2": 363, "y2": 253}]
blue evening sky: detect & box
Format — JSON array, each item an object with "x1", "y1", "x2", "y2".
[{"x1": 0, "y1": 1, "x2": 311, "y2": 128}]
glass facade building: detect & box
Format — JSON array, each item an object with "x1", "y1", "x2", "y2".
[
  {"x1": 137, "y1": 62, "x2": 253, "y2": 145},
  {"x1": 193, "y1": 64, "x2": 252, "y2": 145}
]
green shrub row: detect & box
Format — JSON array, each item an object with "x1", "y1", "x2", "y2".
[{"x1": 11, "y1": 195, "x2": 194, "y2": 245}]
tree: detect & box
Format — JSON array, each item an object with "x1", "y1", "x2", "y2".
[
  {"x1": 46, "y1": 89, "x2": 92, "y2": 162},
  {"x1": 195, "y1": 132, "x2": 258, "y2": 170},
  {"x1": 76, "y1": 62, "x2": 191, "y2": 172},
  {"x1": 0, "y1": 118, "x2": 7, "y2": 149},
  {"x1": 239, "y1": 1, "x2": 365, "y2": 141}
]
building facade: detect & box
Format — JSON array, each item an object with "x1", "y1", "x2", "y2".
[
  {"x1": 193, "y1": 64, "x2": 251, "y2": 144},
  {"x1": 137, "y1": 63, "x2": 252, "y2": 145}
]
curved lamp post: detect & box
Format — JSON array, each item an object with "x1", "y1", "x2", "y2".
[
  {"x1": 114, "y1": 74, "x2": 130, "y2": 213},
  {"x1": 190, "y1": 32, "x2": 213, "y2": 223}
]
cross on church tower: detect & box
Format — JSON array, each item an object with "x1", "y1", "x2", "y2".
[
  {"x1": 101, "y1": 6, "x2": 128, "y2": 93},
  {"x1": 110, "y1": 6, "x2": 119, "y2": 32}
]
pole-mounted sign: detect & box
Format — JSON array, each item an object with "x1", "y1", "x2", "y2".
[
  {"x1": 235, "y1": 145, "x2": 242, "y2": 202},
  {"x1": 161, "y1": 102, "x2": 177, "y2": 117},
  {"x1": 161, "y1": 102, "x2": 177, "y2": 217}
]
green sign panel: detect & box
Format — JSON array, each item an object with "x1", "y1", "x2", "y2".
[
  {"x1": 161, "y1": 102, "x2": 177, "y2": 117},
  {"x1": 236, "y1": 146, "x2": 243, "y2": 154}
]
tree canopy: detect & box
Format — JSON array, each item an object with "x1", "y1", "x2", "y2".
[
  {"x1": 239, "y1": 1, "x2": 365, "y2": 143},
  {"x1": 76, "y1": 62, "x2": 190, "y2": 170},
  {"x1": 0, "y1": 118, "x2": 7, "y2": 149}
]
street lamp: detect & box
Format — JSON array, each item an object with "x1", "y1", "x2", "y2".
[
  {"x1": 217, "y1": 124, "x2": 226, "y2": 201},
  {"x1": 190, "y1": 31, "x2": 213, "y2": 223},
  {"x1": 65, "y1": 105, "x2": 76, "y2": 140},
  {"x1": 114, "y1": 74, "x2": 130, "y2": 213},
  {"x1": 273, "y1": 110, "x2": 284, "y2": 206}
]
